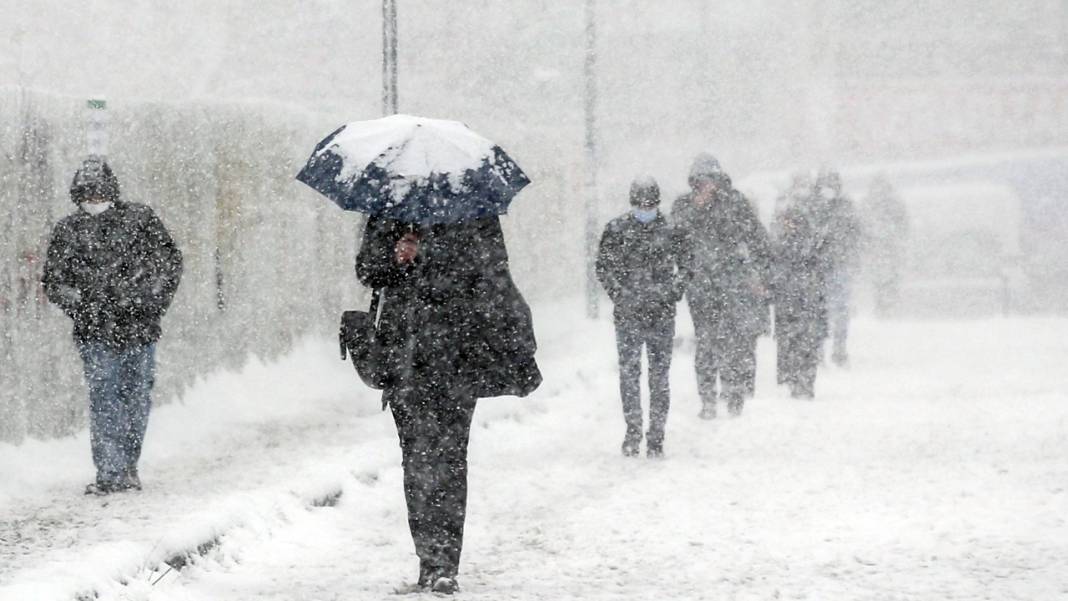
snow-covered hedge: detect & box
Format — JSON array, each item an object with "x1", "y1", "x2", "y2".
[
  {"x1": 0, "y1": 88, "x2": 365, "y2": 443},
  {"x1": 0, "y1": 88, "x2": 587, "y2": 444}
]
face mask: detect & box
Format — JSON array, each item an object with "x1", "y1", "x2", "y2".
[
  {"x1": 81, "y1": 202, "x2": 113, "y2": 216},
  {"x1": 632, "y1": 208, "x2": 658, "y2": 223}
]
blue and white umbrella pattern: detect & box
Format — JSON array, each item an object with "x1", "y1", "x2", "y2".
[{"x1": 296, "y1": 115, "x2": 531, "y2": 224}]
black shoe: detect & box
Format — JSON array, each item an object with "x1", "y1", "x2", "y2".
[
  {"x1": 122, "y1": 467, "x2": 142, "y2": 491},
  {"x1": 431, "y1": 576, "x2": 459, "y2": 594},
  {"x1": 621, "y1": 428, "x2": 641, "y2": 457},
  {"x1": 727, "y1": 399, "x2": 744, "y2": 417},
  {"x1": 84, "y1": 480, "x2": 120, "y2": 496},
  {"x1": 646, "y1": 442, "x2": 663, "y2": 458},
  {"x1": 698, "y1": 400, "x2": 716, "y2": 420},
  {"x1": 789, "y1": 382, "x2": 814, "y2": 400}
]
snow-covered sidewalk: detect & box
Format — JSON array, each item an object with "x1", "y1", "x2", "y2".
[{"x1": 2, "y1": 307, "x2": 1067, "y2": 600}]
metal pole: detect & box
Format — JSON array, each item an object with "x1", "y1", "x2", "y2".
[
  {"x1": 583, "y1": 0, "x2": 599, "y2": 319},
  {"x1": 382, "y1": 0, "x2": 399, "y2": 115}
]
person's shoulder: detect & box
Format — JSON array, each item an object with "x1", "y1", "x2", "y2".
[
  {"x1": 51, "y1": 211, "x2": 86, "y2": 235},
  {"x1": 672, "y1": 192, "x2": 693, "y2": 208},
  {"x1": 54, "y1": 209, "x2": 85, "y2": 226},
  {"x1": 669, "y1": 194, "x2": 694, "y2": 218},
  {"x1": 605, "y1": 213, "x2": 633, "y2": 233},
  {"x1": 118, "y1": 201, "x2": 156, "y2": 215},
  {"x1": 115, "y1": 202, "x2": 163, "y2": 224},
  {"x1": 729, "y1": 190, "x2": 754, "y2": 210},
  {"x1": 661, "y1": 211, "x2": 682, "y2": 229}
]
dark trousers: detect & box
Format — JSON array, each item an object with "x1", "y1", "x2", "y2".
[
  {"x1": 387, "y1": 384, "x2": 477, "y2": 580},
  {"x1": 693, "y1": 320, "x2": 757, "y2": 405},
  {"x1": 777, "y1": 320, "x2": 822, "y2": 395},
  {"x1": 614, "y1": 310, "x2": 674, "y2": 445},
  {"x1": 826, "y1": 269, "x2": 852, "y2": 362}
]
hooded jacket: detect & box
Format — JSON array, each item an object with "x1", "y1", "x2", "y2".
[{"x1": 43, "y1": 201, "x2": 183, "y2": 348}]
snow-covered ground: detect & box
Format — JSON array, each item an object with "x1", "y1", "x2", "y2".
[{"x1": 2, "y1": 303, "x2": 1067, "y2": 600}]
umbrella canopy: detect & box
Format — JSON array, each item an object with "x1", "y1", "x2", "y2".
[{"x1": 296, "y1": 114, "x2": 530, "y2": 224}]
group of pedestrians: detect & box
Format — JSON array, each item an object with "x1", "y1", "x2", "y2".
[
  {"x1": 40, "y1": 149, "x2": 884, "y2": 594},
  {"x1": 42, "y1": 153, "x2": 539, "y2": 594},
  {"x1": 597, "y1": 154, "x2": 864, "y2": 457}
]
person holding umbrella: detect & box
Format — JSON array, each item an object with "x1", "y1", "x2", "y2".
[{"x1": 298, "y1": 115, "x2": 541, "y2": 595}]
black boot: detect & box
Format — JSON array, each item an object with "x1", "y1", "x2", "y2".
[
  {"x1": 790, "y1": 379, "x2": 814, "y2": 400},
  {"x1": 122, "y1": 466, "x2": 142, "y2": 491},
  {"x1": 646, "y1": 439, "x2": 664, "y2": 458},
  {"x1": 621, "y1": 431, "x2": 641, "y2": 457},
  {"x1": 727, "y1": 397, "x2": 744, "y2": 417},
  {"x1": 431, "y1": 575, "x2": 460, "y2": 594},
  {"x1": 698, "y1": 399, "x2": 717, "y2": 420},
  {"x1": 84, "y1": 478, "x2": 121, "y2": 496}
]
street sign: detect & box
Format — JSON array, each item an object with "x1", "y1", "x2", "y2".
[{"x1": 86, "y1": 96, "x2": 108, "y2": 157}]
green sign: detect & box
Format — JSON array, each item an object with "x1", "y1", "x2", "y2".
[{"x1": 86, "y1": 98, "x2": 107, "y2": 110}]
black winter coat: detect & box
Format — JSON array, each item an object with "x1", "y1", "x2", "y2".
[
  {"x1": 821, "y1": 195, "x2": 862, "y2": 276},
  {"x1": 671, "y1": 189, "x2": 772, "y2": 338},
  {"x1": 43, "y1": 202, "x2": 183, "y2": 348},
  {"x1": 595, "y1": 211, "x2": 685, "y2": 320},
  {"x1": 356, "y1": 215, "x2": 541, "y2": 400},
  {"x1": 772, "y1": 204, "x2": 829, "y2": 340}
]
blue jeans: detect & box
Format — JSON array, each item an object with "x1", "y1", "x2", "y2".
[{"x1": 77, "y1": 342, "x2": 156, "y2": 484}]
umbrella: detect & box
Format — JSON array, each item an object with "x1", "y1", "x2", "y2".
[{"x1": 296, "y1": 114, "x2": 530, "y2": 224}]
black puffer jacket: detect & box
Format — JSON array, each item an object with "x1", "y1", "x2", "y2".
[
  {"x1": 671, "y1": 189, "x2": 772, "y2": 338},
  {"x1": 595, "y1": 211, "x2": 685, "y2": 320},
  {"x1": 772, "y1": 203, "x2": 830, "y2": 340},
  {"x1": 356, "y1": 215, "x2": 541, "y2": 400},
  {"x1": 43, "y1": 202, "x2": 184, "y2": 348}
]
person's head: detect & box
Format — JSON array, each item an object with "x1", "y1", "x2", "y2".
[
  {"x1": 629, "y1": 176, "x2": 660, "y2": 208},
  {"x1": 868, "y1": 174, "x2": 893, "y2": 197},
  {"x1": 629, "y1": 176, "x2": 660, "y2": 223},
  {"x1": 789, "y1": 171, "x2": 814, "y2": 194},
  {"x1": 688, "y1": 152, "x2": 731, "y2": 204},
  {"x1": 815, "y1": 167, "x2": 842, "y2": 201},
  {"x1": 70, "y1": 157, "x2": 120, "y2": 212}
]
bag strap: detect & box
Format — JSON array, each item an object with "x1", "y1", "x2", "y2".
[{"x1": 369, "y1": 288, "x2": 382, "y2": 318}]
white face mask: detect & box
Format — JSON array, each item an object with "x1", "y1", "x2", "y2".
[
  {"x1": 632, "y1": 207, "x2": 658, "y2": 223},
  {"x1": 81, "y1": 202, "x2": 113, "y2": 216}
]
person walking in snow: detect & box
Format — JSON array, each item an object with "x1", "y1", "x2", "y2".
[
  {"x1": 42, "y1": 157, "x2": 183, "y2": 495},
  {"x1": 860, "y1": 175, "x2": 909, "y2": 317},
  {"x1": 596, "y1": 177, "x2": 686, "y2": 458},
  {"x1": 356, "y1": 214, "x2": 540, "y2": 594},
  {"x1": 813, "y1": 168, "x2": 861, "y2": 366},
  {"x1": 771, "y1": 191, "x2": 830, "y2": 399},
  {"x1": 672, "y1": 154, "x2": 772, "y2": 418}
]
